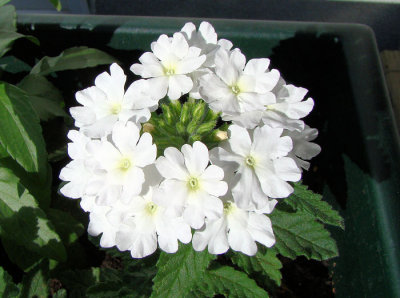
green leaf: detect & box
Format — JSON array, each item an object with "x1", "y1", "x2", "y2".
[
  {"x1": 58, "y1": 268, "x2": 100, "y2": 298},
  {"x1": 1, "y1": 238, "x2": 43, "y2": 271},
  {"x1": 47, "y1": 208, "x2": 85, "y2": 246},
  {"x1": 0, "y1": 266, "x2": 20, "y2": 298},
  {"x1": 0, "y1": 56, "x2": 31, "y2": 73},
  {"x1": 270, "y1": 209, "x2": 339, "y2": 260},
  {"x1": 86, "y1": 282, "x2": 133, "y2": 298},
  {"x1": 0, "y1": 142, "x2": 8, "y2": 158},
  {"x1": 18, "y1": 74, "x2": 68, "y2": 121},
  {"x1": 0, "y1": 167, "x2": 66, "y2": 263},
  {"x1": 30, "y1": 46, "x2": 116, "y2": 76},
  {"x1": 0, "y1": 82, "x2": 48, "y2": 181},
  {"x1": 0, "y1": 4, "x2": 15, "y2": 31},
  {"x1": 151, "y1": 243, "x2": 216, "y2": 298},
  {"x1": 284, "y1": 182, "x2": 344, "y2": 229},
  {"x1": 0, "y1": 31, "x2": 39, "y2": 58},
  {"x1": 53, "y1": 289, "x2": 67, "y2": 298},
  {"x1": 230, "y1": 248, "x2": 282, "y2": 286},
  {"x1": 194, "y1": 266, "x2": 269, "y2": 298},
  {"x1": 49, "y1": 0, "x2": 62, "y2": 11},
  {"x1": 20, "y1": 259, "x2": 49, "y2": 298},
  {"x1": 0, "y1": 0, "x2": 11, "y2": 7}
]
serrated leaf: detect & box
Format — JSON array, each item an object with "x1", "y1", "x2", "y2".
[
  {"x1": 270, "y1": 209, "x2": 338, "y2": 260},
  {"x1": 20, "y1": 259, "x2": 49, "y2": 298},
  {"x1": 151, "y1": 243, "x2": 216, "y2": 298},
  {"x1": 30, "y1": 46, "x2": 116, "y2": 75},
  {"x1": 285, "y1": 182, "x2": 344, "y2": 229},
  {"x1": 0, "y1": 167, "x2": 66, "y2": 263},
  {"x1": 230, "y1": 248, "x2": 282, "y2": 286},
  {"x1": 0, "y1": 83, "x2": 48, "y2": 181},
  {"x1": 0, "y1": 266, "x2": 20, "y2": 298},
  {"x1": 18, "y1": 74, "x2": 68, "y2": 121},
  {"x1": 49, "y1": 0, "x2": 62, "y2": 11},
  {"x1": 86, "y1": 282, "x2": 133, "y2": 298},
  {"x1": 195, "y1": 265, "x2": 269, "y2": 298}
]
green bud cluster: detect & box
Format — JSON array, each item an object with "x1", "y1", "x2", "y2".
[{"x1": 147, "y1": 98, "x2": 228, "y2": 156}]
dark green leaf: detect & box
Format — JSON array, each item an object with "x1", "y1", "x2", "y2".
[
  {"x1": 49, "y1": 0, "x2": 62, "y2": 11},
  {"x1": 58, "y1": 268, "x2": 100, "y2": 298},
  {"x1": 151, "y1": 243, "x2": 216, "y2": 298},
  {"x1": 230, "y1": 248, "x2": 282, "y2": 286},
  {"x1": 0, "y1": 31, "x2": 38, "y2": 58},
  {"x1": 47, "y1": 208, "x2": 85, "y2": 246},
  {"x1": 20, "y1": 259, "x2": 49, "y2": 298},
  {"x1": 86, "y1": 282, "x2": 133, "y2": 298},
  {"x1": 0, "y1": 167, "x2": 66, "y2": 263},
  {"x1": 0, "y1": 83, "x2": 48, "y2": 181},
  {"x1": 195, "y1": 265, "x2": 269, "y2": 298},
  {"x1": 0, "y1": 266, "x2": 20, "y2": 298},
  {"x1": 270, "y1": 209, "x2": 339, "y2": 260},
  {"x1": 18, "y1": 74, "x2": 68, "y2": 120},
  {"x1": 53, "y1": 289, "x2": 67, "y2": 298},
  {"x1": 0, "y1": 157, "x2": 51, "y2": 208},
  {"x1": 30, "y1": 46, "x2": 116, "y2": 75},
  {"x1": 0, "y1": 143, "x2": 8, "y2": 158},
  {"x1": 0, "y1": 56, "x2": 31, "y2": 73},
  {"x1": 1, "y1": 238, "x2": 43, "y2": 271},
  {"x1": 284, "y1": 182, "x2": 344, "y2": 229}
]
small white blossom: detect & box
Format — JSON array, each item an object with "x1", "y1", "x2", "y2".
[
  {"x1": 192, "y1": 200, "x2": 275, "y2": 256},
  {"x1": 154, "y1": 141, "x2": 227, "y2": 229},
  {"x1": 283, "y1": 125, "x2": 321, "y2": 170},
  {"x1": 131, "y1": 32, "x2": 206, "y2": 100},
  {"x1": 114, "y1": 186, "x2": 192, "y2": 258},
  {"x1": 85, "y1": 121, "x2": 157, "y2": 205},
  {"x1": 70, "y1": 63, "x2": 158, "y2": 138},
  {"x1": 199, "y1": 48, "x2": 279, "y2": 116},
  {"x1": 59, "y1": 130, "x2": 96, "y2": 199},
  {"x1": 210, "y1": 125, "x2": 301, "y2": 210},
  {"x1": 262, "y1": 82, "x2": 314, "y2": 131}
]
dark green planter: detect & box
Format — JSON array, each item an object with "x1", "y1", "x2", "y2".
[{"x1": 17, "y1": 14, "x2": 400, "y2": 297}]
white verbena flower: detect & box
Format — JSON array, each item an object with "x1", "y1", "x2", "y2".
[
  {"x1": 262, "y1": 82, "x2": 314, "y2": 131},
  {"x1": 192, "y1": 200, "x2": 275, "y2": 256},
  {"x1": 283, "y1": 125, "x2": 321, "y2": 170},
  {"x1": 59, "y1": 130, "x2": 97, "y2": 199},
  {"x1": 131, "y1": 32, "x2": 206, "y2": 100},
  {"x1": 70, "y1": 63, "x2": 159, "y2": 138},
  {"x1": 114, "y1": 186, "x2": 192, "y2": 258},
  {"x1": 154, "y1": 141, "x2": 228, "y2": 229},
  {"x1": 199, "y1": 48, "x2": 279, "y2": 116},
  {"x1": 85, "y1": 121, "x2": 157, "y2": 205},
  {"x1": 210, "y1": 125, "x2": 301, "y2": 210}
]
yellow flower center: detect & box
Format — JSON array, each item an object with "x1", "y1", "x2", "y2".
[
  {"x1": 223, "y1": 201, "x2": 235, "y2": 215},
  {"x1": 110, "y1": 102, "x2": 122, "y2": 115},
  {"x1": 118, "y1": 158, "x2": 131, "y2": 171},
  {"x1": 187, "y1": 177, "x2": 200, "y2": 191},
  {"x1": 231, "y1": 84, "x2": 241, "y2": 95},
  {"x1": 245, "y1": 156, "x2": 256, "y2": 168},
  {"x1": 145, "y1": 202, "x2": 158, "y2": 215}
]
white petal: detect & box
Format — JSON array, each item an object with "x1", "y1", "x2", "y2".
[
  {"x1": 228, "y1": 125, "x2": 251, "y2": 157},
  {"x1": 95, "y1": 63, "x2": 126, "y2": 102},
  {"x1": 134, "y1": 133, "x2": 157, "y2": 167},
  {"x1": 168, "y1": 75, "x2": 193, "y2": 100},
  {"x1": 181, "y1": 141, "x2": 209, "y2": 175},
  {"x1": 248, "y1": 213, "x2": 275, "y2": 247},
  {"x1": 156, "y1": 147, "x2": 188, "y2": 180}
]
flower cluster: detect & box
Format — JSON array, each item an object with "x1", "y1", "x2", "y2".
[{"x1": 60, "y1": 22, "x2": 321, "y2": 258}]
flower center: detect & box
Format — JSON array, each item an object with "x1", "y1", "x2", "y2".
[
  {"x1": 245, "y1": 156, "x2": 256, "y2": 167},
  {"x1": 231, "y1": 85, "x2": 241, "y2": 95},
  {"x1": 118, "y1": 158, "x2": 131, "y2": 171},
  {"x1": 266, "y1": 104, "x2": 275, "y2": 111},
  {"x1": 110, "y1": 102, "x2": 122, "y2": 115},
  {"x1": 145, "y1": 202, "x2": 158, "y2": 215},
  {"x1": 187, "y1": 177, "x2": 200, "y2": 191},
  {"x1": 223, "y1": 201, "x2": 235, "y2": 215},
  {"x1": 165, "y1": 68, "x2": 175, "y2": 76}
]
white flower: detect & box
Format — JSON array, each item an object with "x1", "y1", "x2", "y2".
[
  {"x1": 87, "y1": 204, "x2": 119, "y2": 248},
  {"x1": 130, "y1": 32, "x2": 206, "y2": 100},
  {"x1": 199, "y1": 48, "x2": 279, "y2": 116},
  {"x1": 154, "y1": 141, "x2": 228, "y2": 229},
  {"x1": 70, "y1": 63, "x2": 159, "y2": 138},
  {"x1": 262, "y1": 83, "x2": 314, "y2": 131},
  {"x1": 192, "y1": 200, "x2": 275, "y2": 256},
  {"x1": 59, "y1": 130, "x2": 96, "y2": 199},
  {"x1": 283, "y1": 125, "x2": 321, "y2": 170},
  {"x1": 210, "y1": 125, "x2": 301, "y2": 210},
  {"x1": 85, "y1": 121, "x2": 157, "y2": 205},
  {"x1": 114, "y1": 186, "x2": 192, "y2": 258}
]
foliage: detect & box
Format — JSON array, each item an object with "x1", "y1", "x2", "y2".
[{"x1": 0, "y1": 2, "x2": 343, "y2": 297}]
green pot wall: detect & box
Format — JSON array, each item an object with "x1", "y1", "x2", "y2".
[{"x1": 16, "y1": 14, "x2": 400, "y2": 297}]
